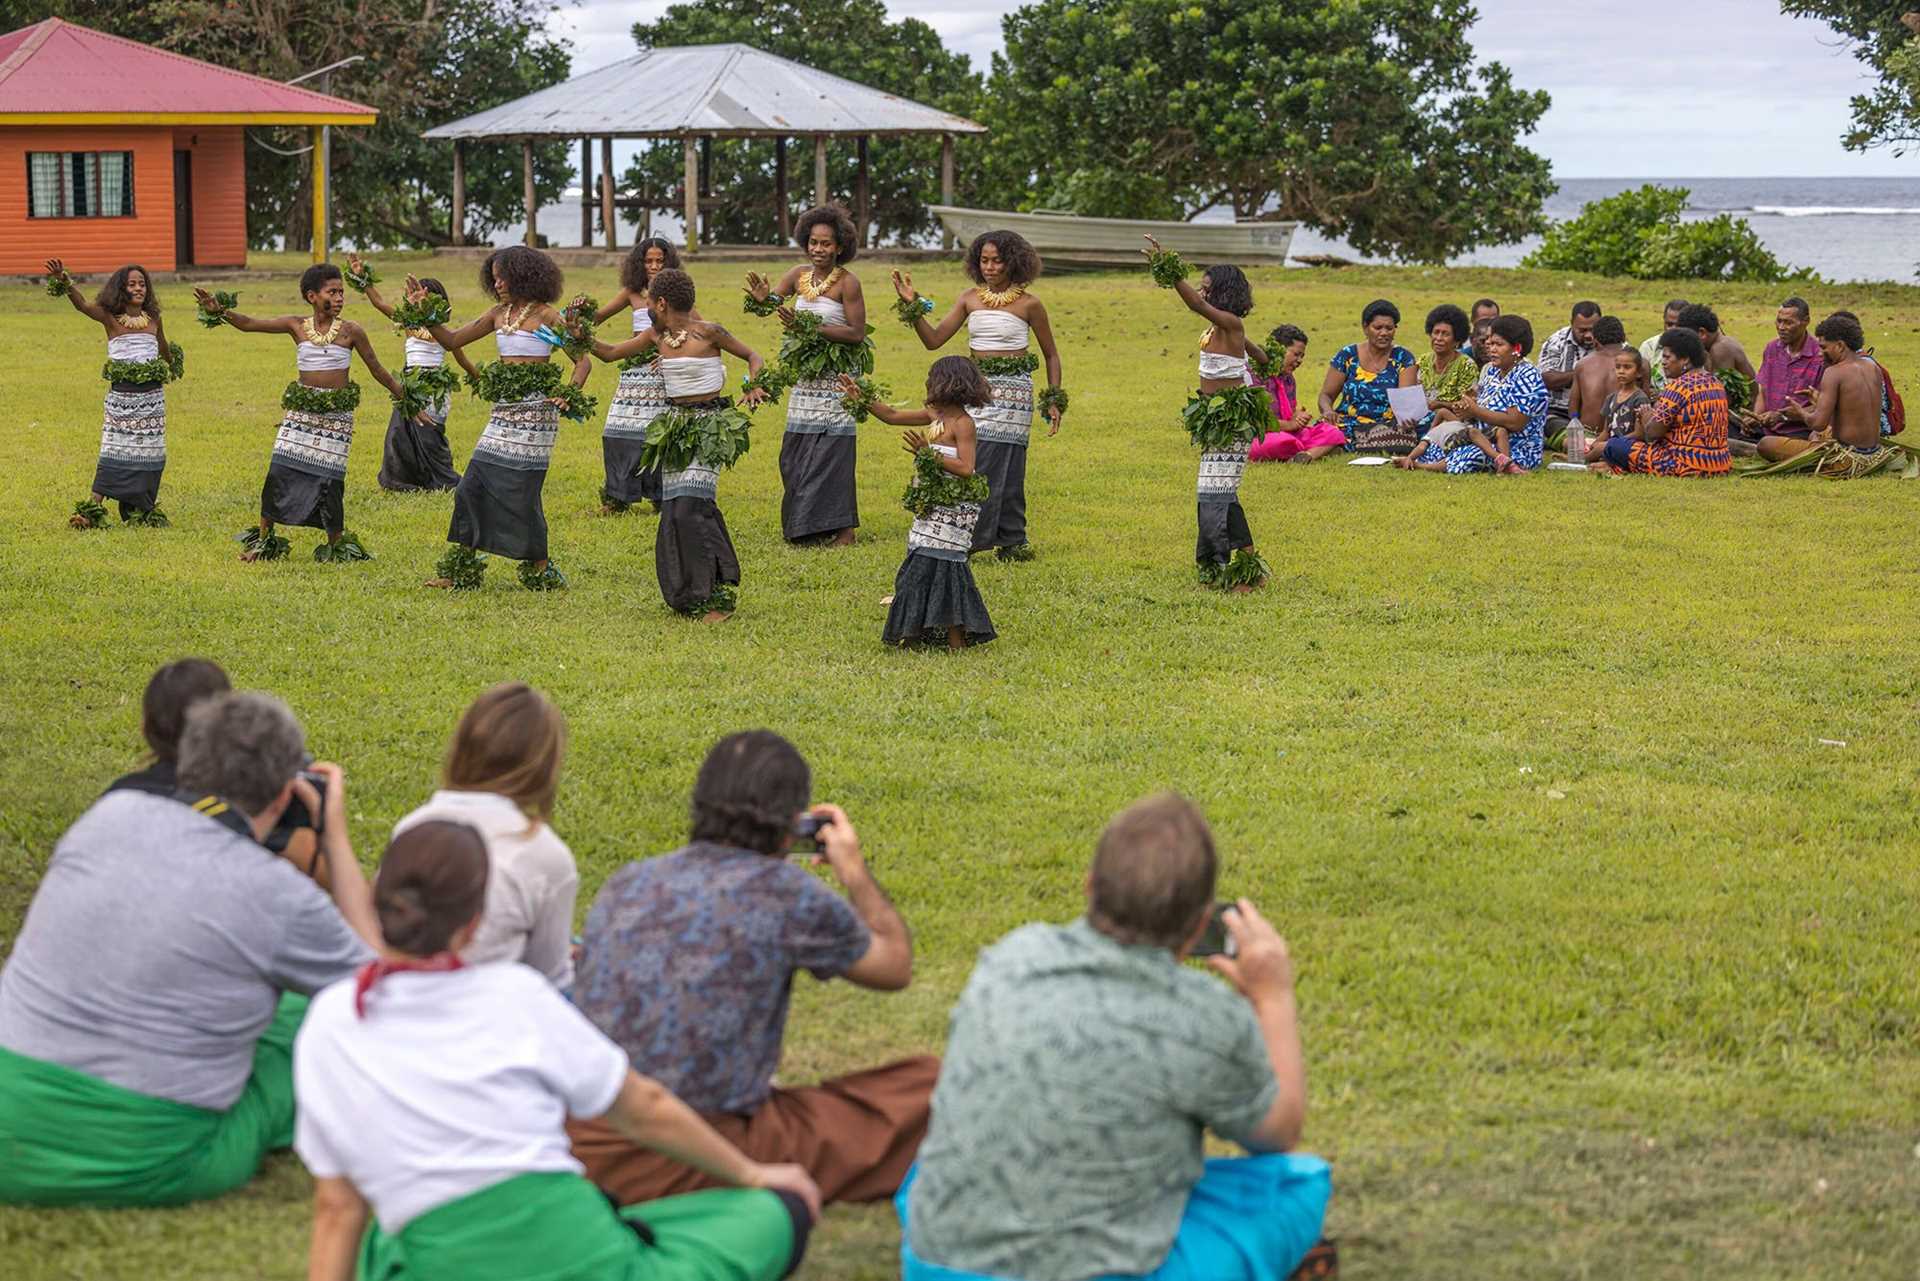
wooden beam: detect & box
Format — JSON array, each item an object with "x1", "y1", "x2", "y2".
[
  {"x1": 682, "y1": 137, "x2": 699, "y2": 253},
  {"x1": 601, "y1": 137, "x2": 616, "y2": 250},
  {"x1": 856, "y1": 135, "x2": 871, "y2": 247},
  {"x1": 580, "y1": 138, "x2": 593, "y2": 246},
  {"x1": 936, "y1": 136, "x2": 952, "y2": 253},
  {"x1": 774, "y1": 137, "x2": 789, "y2": 242},
  {"x1": 522, "y1": 140, "x2": 537, "y2": 247},
  {"x1": 309, "y1": 125, "x2": 327, "y2": 265},
  {"x1": 451, "y1": 141, "x2": 466, "y2": 246},
  {"x1": 813, "y1": 134, "x2": 827, "y2": 209}
]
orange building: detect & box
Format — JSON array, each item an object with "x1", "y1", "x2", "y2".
[{"x1": 0, "y1": 18, "x2": 375, "y2": 274}]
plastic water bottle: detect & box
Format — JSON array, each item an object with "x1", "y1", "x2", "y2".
[{"x1": 1564, "y1": 419, "x2": 1586, "y2": 463}]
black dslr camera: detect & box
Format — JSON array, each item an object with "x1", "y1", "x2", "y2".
[{"x1": 263, "y1": 758, "x2": 327, "y2": 854}]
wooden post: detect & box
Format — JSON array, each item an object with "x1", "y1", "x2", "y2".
[
  {"x1": 522, "y1": 140, "x2": 537, "y2": 247},
  {"x1": 580, "y1": 138, "x2": 593, "y2": 246},
  {"x1": 940, "y1": 134, "x2": 955, "y2": 250},
  {"x1": 309, "y1": 126, "x2": 327, "y2": 264},
  {"x1": 856, "y1": 135, "x2": 871, "y2": 247},
  {"x1": 682, "y1": 136, "x2": 699, "y2": 253},
  {"x1": 451, "y1": 141, "x2": 467, "y2": 246},
  {"x1": 813, "y1": 134, "x2": 827, "y2": 209},
  {"x1": 600, "y1": 137, "x2": 616, "y2": 250},
  {"x1": 774, "y1": 138, "x2": 789, "y2": 242}
]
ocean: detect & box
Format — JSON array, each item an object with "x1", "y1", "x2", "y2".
[{"x1": 513, "y1": 176, "x2": 1920, "y2": 284}]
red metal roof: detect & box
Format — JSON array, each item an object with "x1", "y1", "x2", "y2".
[{"x1": 0, "y1": 19, "x2": 377, "y2": 120}]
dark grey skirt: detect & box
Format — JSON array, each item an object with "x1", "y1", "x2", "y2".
[
  {"x1": 779, "y1": 431, "x2": 859, "y2": 541},
  {"x1": 378, "y1": 407, "x2": 461, "y2": 492},
  {"x1": 883, "y1": 551, "x2": 996, "y2": 647},
  {"x1": 970, "y1": 440, "x2": 1028, "y2": 552},
  {"x1": 91, "y1": 461, "x2": 161, "y2": 514},
  {"x1": 656, "y1": 495, "x2": 740, "y2": 612},
  {"x1": 261, "y1": 462, "x2": 344, "y2": 532},
  {"x1": 449, "y1": 457, "x2": 548, "y2": 562},
  {"x1": 602, "y1": 436, "x2": 661, "y2": 505},
  {"x1": 1196, "y1": 499, "x2": 1254, "y2": 567}
]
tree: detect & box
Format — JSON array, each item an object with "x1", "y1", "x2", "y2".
[
  {"x1": 1523, "y1": 185, "x2": 1807, "y2": 283},
  {"x1": 624, "y1": 0, "x2": 984, "y2": 245},
  {"x1": 1780, "y1": 5, "x2": 1920, "y2": 152},
  {"x1": 8, "y1": 0, "x2": 574, "y2": 249},
  {"x1": 979, "y1": 0, "x2": 1554, "y2": 263}
]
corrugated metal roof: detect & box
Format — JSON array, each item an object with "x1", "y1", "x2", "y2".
[
  {"x1": 0, "y1": 18, "x2": 377, "y2": 119},
  {"x1": 422, "y1": 43, "x2": 985, "y2": 141}
]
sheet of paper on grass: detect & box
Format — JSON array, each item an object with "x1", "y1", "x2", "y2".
[
  {"x1": 1387, "y1": 384, "x2": 1430, "y2": 424},
  {"x1": 1348, "y1": 455, "x2": 1392, "y2": 466}
]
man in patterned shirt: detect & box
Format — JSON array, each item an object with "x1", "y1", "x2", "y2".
[
  {"x1": 900, "y1": 793, "x2": 1330, "y2": 1281},
  {"x1": 1536, "y1": 300, "x2": 1602, "y2": 439},
  {"x1": 568, "y1": 730, "x2": 934, "y2": 1208}
]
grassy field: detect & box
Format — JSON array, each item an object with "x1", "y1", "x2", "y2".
[{"x1": 2, "y1": 250, "x2": 1919, "y2": 1280}]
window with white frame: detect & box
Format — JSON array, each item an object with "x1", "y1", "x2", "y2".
[{"x1": 26, "y1": 151, "x2": 134, "y2": 218}]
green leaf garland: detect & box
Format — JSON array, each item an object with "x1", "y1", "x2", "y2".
[
  {"x1": 237, "y1": 526, "x2": 291, "y2": 560},
  {"x1": 902, "y1": 445, "x2": 989, "y2": 516},
  {"x1": 197, "y1": 291, "x2": 239, "y2": 328},
  {"x1": 1181, "y1": 385, "x2": 1270, "y2": 450},
  {"x1": 1036, "y1": 385, "x2": 1070, "y2": 420},
  {"x1": 102, "y1": 342, "x2": 185, "y2": 386},
  {"x1": 774, "y1": 311, "x2": 876, "y2": 383},
  {"x1": 280, "y1": 381, "x2": 362, "y2": 414},
  {"x1": 394, "y1": 364, "x2": 459, "y2": 419},
  {"x1": 1148, "y1": 248, "x2": 1190, "y2": 288},
  {"x1": 975, "y1": 352, "x2": 1040, "y2": 378},
  {"x1": 470, "y1": 361, "x2": 595, "y2": 421},
  {"x1": 640, "y1": 402, "x2": 754, "y2": 474},
  {"x1": 46, "y1": 274, "x2": 72, "y2": 299},
  {"x1": 391, "y1": 292, "x2": 452, "y2": 332},
  {"x1": 556, "y1": 295, "x2": 599, "y2": 361},
  {"x1": 343, "y1": 261, "x2": 379, "y2": 292},
  {"x1": 743, "y1": 292, "x2": 784, "y2": 317},
  {"x1": 894, "y1": 294, "x2": 934, "y2": 327}
]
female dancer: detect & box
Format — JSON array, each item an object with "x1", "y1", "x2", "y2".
[
  {"x1": 47, "y1": 260, "x2": 179, "y2": 528},
  {"x1": 195, "y1": 265, "x2": 410, "y2": 563},
  {"x1": 404, "y1": 246, "x2": 589, "y2": 591},
  {"x1": 744, "y1": 205, "x2": 872, "y2": 546},
  {"x1": 842, "y1": 357, "x2": 996, "y2": 649},
  {"x1": 573, "y1": 269, "x2": 769, "y2": 621},
  {"x1": 294, "y1": 821, "x2": 819, "y2": 1281},
  {"x1": 1142, "y1": 237, "x2": 1270, "y2": 592},
  {"x1": 589, "y1": 237, "x2": 681, "y2": 514},
  {"x1": 346, "y1": 254, "x2": 477, "y2": 493},
  {"x1": 890, "y1": 229, "x2": 1065, "y2": 560}
]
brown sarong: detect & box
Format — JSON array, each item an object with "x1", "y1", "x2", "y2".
[{"x1": 569, "y1": 1055, "x2": 939, "y2": 1206}]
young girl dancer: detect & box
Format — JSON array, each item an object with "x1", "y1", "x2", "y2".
[
  {"x1": 573, "y1": 269, "x2": 769, "y2": 621},
  {"x1": 588, "y1": 237, "x2": 681, "y2": 514},
  {"x1": 1142, "y1": 237, "x2": 1271, "y2": 592},
  {"x1": 403, "y1": 247, "x2": 590, "y2": 591},
  {"x1": 346, "y1": 254, "x2": 477, "y2": 493},
  {"x1": 294, "y1": 821, "x2": 819, "y2": 1281},
  {"x1": 47, "y1": 260, "x2": 180, "y2": 528},
  {"x1": 843, "y1": 358, "x2": 997, "y2": 649},
  {"x1": 195, "y1": 266, "x2": 410, "y2": 563},
  {"x1": 743, "y1": 205, "x2": 872, "y2": 547},
  {"x1": 890, "y1": 229, "x2": 1066, "y2": 560}
]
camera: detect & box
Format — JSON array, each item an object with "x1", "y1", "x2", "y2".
[
  {"x1": 791, "y1": 812, "x2": 833, "y2": 853},
  {"x1": 1189, "y1": 902, "x2": 1238, "y2": 959},
  {"x1": 263, "y1": 760, "x2": 327, "y2": 854}
]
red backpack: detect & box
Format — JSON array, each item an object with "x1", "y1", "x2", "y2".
[{"x1": 1879, "y1": 362, "x2": 1905, "y2": 435}]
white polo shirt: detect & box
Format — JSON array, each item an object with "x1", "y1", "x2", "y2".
[{"x1": 293, "y1": 962, "x2": 628, "y2": 1231}]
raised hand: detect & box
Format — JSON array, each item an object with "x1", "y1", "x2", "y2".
[
  {"x1": 1140, "y1": 233, "x2": 1163, "y2": 260},
  {"x1": 402, "y1": 274, "x2": 428, "y2": 305},
  {"x1": 890, "y1": 269, "x2": 918, "y2": 304},
  {"x1": 901, "y1": 428, "x2": 928, "y2": 453},
  {"x1": 44, "y1": 257, "x2": 68, "y2": 282},
  {"x1": 191, "y1": 287, "x2": 224, "y2": 314},
  {"x1": 744, "y1": 271, "x2": 772, "y2": 302},
  {"x1": 348, "y1": 251, "x2": 366, "y2": 276}
]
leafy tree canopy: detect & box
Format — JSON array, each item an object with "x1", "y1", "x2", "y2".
[
  {"x1": 1524, "y1": 185, "x2": 1809, "y2": 283},
  {"x1": 1780, "y1": 4, "x2": 1920, "y2": 153}
]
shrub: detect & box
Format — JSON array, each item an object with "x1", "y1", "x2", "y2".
[
  {"x1": 1523, "y1": 184, "x2": 1810, "y2": 282},
  {"x1": 1024, "y1": 166, "x2": 1181, "y2": 221}
]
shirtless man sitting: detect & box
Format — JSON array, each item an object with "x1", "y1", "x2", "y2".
[
  {"x1": 1759, "y1": 313, "x2": 1883, "y2": 462},
  {"x1": 1565, "y1": 315, "x2": 1629, "y2": 435},
  {"x1": 1675, "y1": 303, "x2": 1758, "y2": 386}
]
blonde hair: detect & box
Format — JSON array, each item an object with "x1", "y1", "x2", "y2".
[{"x1": 442, "y1": 683, "x2": 566, "y2": 822}]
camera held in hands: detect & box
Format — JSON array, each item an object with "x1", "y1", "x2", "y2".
[
  {"x1": 791, "y1": 811, "x2": 833, "y2": 854},
  {"x1": 1189, "y1": 901, "x2": 1239, "y2": 959},
  {"x1": 263, "y1": 758, "x2": 327, "y2": 854}
]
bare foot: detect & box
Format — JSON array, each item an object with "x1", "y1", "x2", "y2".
[
  {"x1": 240, "y1": 547, "x2": 260, "y2": 562},
  {"x1": 701, "y1": 610, "x2": 733, "y2": 623},
  {"x1": 830, "y1": 529, "x2": 857, "y2": 547},
  {"x1": 69, "y1": 513, "x2": 93, "y2": 529},
  {"x1": 424, "y1": 577, "x2": 453, "y2": 589}
]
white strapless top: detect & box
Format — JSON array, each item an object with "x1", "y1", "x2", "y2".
[
  {"x1": 404, "y1": 336, "x2": 444, "y2": 368},
  {"x1": 632, "y1": 306, "x2": 653, "y2": 334},
  {"x1": 495, "y1": 328, "x2": 549, "y2": 357},
  {"x1": 1198, "y1": 351, "x2": 1250, "y2": 382},
  {"x1": 796, "y1": 295, "x2": 847, "y2": 326},
  {"x1": 107, "y1": 332, "x2": 159, "y2": 362},
  {"x1": 967, "y1": 307, "x2": 1029, "y2": 352},
  {"x1": 930, "y1": 442, "x2": 957, "y2": 458},
  {"x1": 661, "y1": 355, "x2": 725, "y2": 398},
  {"x1": 296, "y1": 341, "x2": 352, "y2": 371}
]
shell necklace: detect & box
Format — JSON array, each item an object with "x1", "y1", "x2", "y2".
[
  {"x1": 658, "y1": 327, "x2": 690, "y2": 349},
  {"x1": 497, "y1": 301, "x2": 535, "y2": 333},
  {"x1": 303, "y1": 316, "x2": 343, "y2": 347},
  {"x1": 117, "y1": 312, "x2": 151, "y2": 330},
  {"x1": 795, "y1": 266, "x2": 842, "y2": 302},
  {"x1": 976, "y1": 283, "x2": 1025, "y2": 308}
]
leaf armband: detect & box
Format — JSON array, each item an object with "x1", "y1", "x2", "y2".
[
  {"x1": 1181, "y1": 384, "x2": 1271, "y2": 450},
  {"x1": 281, "y1": 381, "x2": 363, "y2": 414},
  {"x1": 740, "y1": 365, "x2": 791, "y2": 403},
  {"x1": 1036, "y1": 385, "x2": 1070, "y2": 420},
  {"x1": 556, "y1": 295, "x2": 600, "y2": 360},
  {"x1": 197, "y1": 291, "x2": 239, "y2": 328},
  {"x1": 1147, "y1": 248, "x2": 1190, "y2": 288},
  {"x1": 974, "y1": 352, "x2": 1040, "y2": 378},
  {"x1": 45, "y1": 273, "x2": 72, "y2": 299},
  {"x1": 343, "y1": 261, "x2": 379, "y2": 292},
  {"x1": 742, "y1": 292, "x2": 784, "y2": 317},
  {"x1": 893, "y1": 294, "x2": 934, "y2": 327},
  {"x1": 839, "y1": 375, "x2": 886, "y2": 423},
  {"x1": 166, "y1": 341, "x2": 186, "y2": 382},
  {"x1": 902, "y1": 446, "x2": 989, "y2": 516},
  {"x1": 391, "y1": 292, "x2": 453, "y2": 332}
]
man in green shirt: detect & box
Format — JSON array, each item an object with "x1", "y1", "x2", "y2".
[{"x1": 900, "y1": 793, "x2": 1329, "y2": 1281}]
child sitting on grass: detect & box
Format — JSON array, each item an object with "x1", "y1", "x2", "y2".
[{"x1": 1584, "y1": 347, "x2": 1652, "y2": 464}]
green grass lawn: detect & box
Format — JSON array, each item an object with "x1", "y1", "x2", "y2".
[{"x1": 2, "y1": 252, "x2": 1919, "y2": 1280}]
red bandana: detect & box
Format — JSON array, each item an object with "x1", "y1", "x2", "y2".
[{"x1": 354, "y1": 952, "x2": 465, "y2": 1018}]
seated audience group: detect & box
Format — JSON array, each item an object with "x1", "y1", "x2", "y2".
[
  {"x1": 1250, "y1": 292, "x2": 1903, "y2": 480},
  {"x1": 0, "y1": 662, "x2": 1330, "y2": 1281}
]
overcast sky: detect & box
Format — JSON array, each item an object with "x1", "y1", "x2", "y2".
[{"x1": 546, "y1": 0, "x2": 1916, "y2": 178}]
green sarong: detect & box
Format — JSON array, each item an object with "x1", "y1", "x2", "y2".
[
  {"x1": 358, "y1": 1170, "x2": 797, "y2": 1281},
  {"x1": 0, "y1": 992, "x2": 306, "y2": 1207}
]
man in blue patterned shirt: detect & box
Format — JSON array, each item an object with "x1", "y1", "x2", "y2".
[{"x1": 568, "y1": 730, "x2": 934, "y2": 1208}]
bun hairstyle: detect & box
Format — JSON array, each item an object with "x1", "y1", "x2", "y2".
[
  {"x1": 375, "y1": 821, "x2": 489, "y2": 957},
  {"x1": 925, "y1": 354, "x2": 991, "y2": 410}
]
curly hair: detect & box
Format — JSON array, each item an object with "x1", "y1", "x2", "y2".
[
  {"x1": 620, "y1": 237, "x2": 680, "y2": 295},
  {"x1": 1362, "y1": 298, "x2": 1400, "y2": 328},
  {"x1": 1675, "y1": 303, "x2": 1720, "y2": 336},
  {"x1": 1592, "y1": 315, "x2": 1626, "y2": 346},
  {"x1": 966, "y1": 229, "x2": 1041, "y2": 286},
  {"x1": 95, "y1": 265, "x2": 160, "y2": 318},
  {"x1": 491, "y1": 245, "x2": 564, "y2": 305},
  {"x1": 299, "y1": 263, "x2": 342, "y2": 301},
  {"x1": 1657, "y1": 326, "x2": 1707, "y2": 368},
  {"x1": 417, "y1": 277, "x2": 449, "y2": 301},
  {"x1": 925, "y1": 355, "x2": 991, "y2": 410},
  {"x1": 1200, "y1": 264, "x2": 1253, "y2": 317},
  {"x1": 1490, "y1": 313, "x2": 1534, "y2": 357},
  {"x1": 648, "y1": 267, "x2": 696, "y2": 313},
  {"x1": 478, "y1": 250, "x2": 502, "y2": 301},
  {"x1": 1424, "y1": 304, "x2": 1470, "y2": 345},
  {"x1": 688, "y1": 730, "x2": 811, "y2": 856},
  {"x1": 1267, "y1": 323, "x2": 1309, "y2": 351},
  {"x1": 1815, "y1": 312, "x2": 1864, "y2": 352},
  {"x1": 795, "y1": 205, "x2": 859, "y2": 265}
]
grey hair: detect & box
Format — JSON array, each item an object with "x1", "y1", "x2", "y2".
[{"x1": 176, "y1": 692, "x2": 307, "y2": 817}]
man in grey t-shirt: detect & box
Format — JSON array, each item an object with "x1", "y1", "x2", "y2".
[
  {"x1": 903, "y1": 793, "x2": 1330, "y2": 1281},
  {"x1": 0, "y1": 691, "x2": 378, "y2": 1207}
]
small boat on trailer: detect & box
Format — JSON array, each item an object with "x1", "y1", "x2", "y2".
[{"x1": 928, "y1": 205, "x2": 1298, "y2": 268}]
